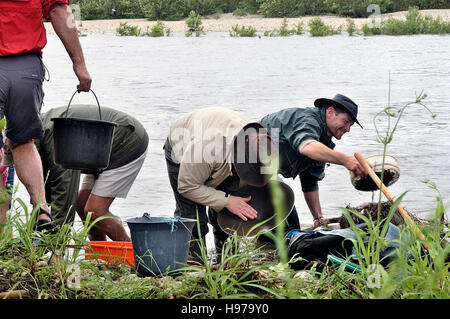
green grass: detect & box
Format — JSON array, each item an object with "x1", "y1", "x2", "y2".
[
  {"x1": 0, "y1": 193, "x2": 448, "y2": 298},
  {"x1": 1, "y1": 91, "x2": 448, "y2": 300}
]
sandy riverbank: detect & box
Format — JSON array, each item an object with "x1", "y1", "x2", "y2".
[{"x1": 44, "y1": 9, "x2": 450, "y2": 34}]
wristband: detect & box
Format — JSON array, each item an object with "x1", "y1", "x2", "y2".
[{"x1": 313, "y1": 216, "x2": 323, "y2": 221}]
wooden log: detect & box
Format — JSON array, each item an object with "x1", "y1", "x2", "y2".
[{"x1": 0, "y1": 290, "x2": 29, "y2": 299}]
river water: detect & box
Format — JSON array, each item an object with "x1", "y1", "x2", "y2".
[{"x1": 14, "y1": 32, "x2": 450, "y2": 245}]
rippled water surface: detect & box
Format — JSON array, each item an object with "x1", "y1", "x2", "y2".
[{"x1": 16, "y1": 32, "x2": 450, "y2": 236}]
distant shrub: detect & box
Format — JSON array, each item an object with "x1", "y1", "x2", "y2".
[
  {"x1": 422, "y1": 15, "x2": 450, "y2": 34},
  {"x1": 229, "y1": 24, "x2": 258, "y2": 37},
  {"x1": 308, "y1": 17, "x2": 340, "y2": 36},
  {"x1": 265, "y1": 17, "x2": 298, "y2": 36},
  {"x1": 363, "y1": 6, "x2": 450, "y2": 35},
  {"x1": 258, "y1": 0, "x2": 305, "y2": 18},
  {"x1": 346, "y1": 17, "x2": 357, "y2": 36},
  {"x1": 232, "y1": 8, "x2": 246, "y2": 16},
  {"x1": 141, "y1": 21, "x2": 169, "y2": 37},
  {"x1": 116, "y1": 21, "x2": 170, "y2": 37},
  {"x1": 185, "y1": 10, "x2": 205, "y2": 37},
  {"x1": 239, "y1": 0, "x2": 260, "y2": 14},
  {"x1": 140, "y1": 0, "x2": 186, "y2": 21},
  {"x1": 278, "y1": 17, "x2": 295, "y2": 36},
  {"x1": 362, "y1": 20, "x2": 383, "y2": 35},
  {"x1": 116, "y1": 22, "x2": 141, "y2": 36}
]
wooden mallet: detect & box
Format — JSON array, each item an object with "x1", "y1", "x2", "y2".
[{"x1": 354, "y1": 152, "x2": 428, "y2": 251}]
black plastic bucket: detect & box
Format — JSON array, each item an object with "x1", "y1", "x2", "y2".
[
  {"x1": 51, "y1": 90, "x2": 117, "y2": 173},
  {"x1": 126, "y1": 213, "x2": 196, "y2": 276}
]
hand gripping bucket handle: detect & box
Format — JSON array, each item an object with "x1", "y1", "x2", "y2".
[{"x1": 65, "y1": 89, "x2": 103, "y2": 119}]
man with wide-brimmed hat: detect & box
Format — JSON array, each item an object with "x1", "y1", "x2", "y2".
[
  {"x1": 259, "y1": 94, "x2": 367, "y2": 228},
  {"x1": 164, "y1": 107, "x2": 300, "y2": 260}
]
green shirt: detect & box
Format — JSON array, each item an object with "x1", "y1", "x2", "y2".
[
  {"x1": 36, "y1": 104, "x2": 148, "y2": 225},
  {"x1": 259, "y1": 107, "x2": 335, "y2": 192}
]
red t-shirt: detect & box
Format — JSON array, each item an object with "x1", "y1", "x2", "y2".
[{"x1": 0, "y1": 0, "x2": 70, "y2": 56}]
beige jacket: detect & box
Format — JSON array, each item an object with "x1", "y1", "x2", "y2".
[{"x1": 168, "y1": 107, "x2": 249, "y2": 211}]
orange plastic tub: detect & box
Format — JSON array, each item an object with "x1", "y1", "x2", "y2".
[{"x1": 85, "y1": 241, "x2": 134, "y2": 266}]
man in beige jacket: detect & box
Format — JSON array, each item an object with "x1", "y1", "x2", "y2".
[{"x1": 164, "y1": 107, "x2": 282, "y2": 260}]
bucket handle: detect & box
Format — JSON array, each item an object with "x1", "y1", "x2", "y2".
[
  {"x1": 141, "y1": 213, "x2": 192, "y2": 234},
  {"x1": 65, "y1": 89, "x2": 102, "y2": 120}
]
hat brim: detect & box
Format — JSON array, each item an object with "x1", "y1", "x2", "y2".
[
  {"x1": 314, "y1": 98, "x2": 363, "y2": 128},
  {"x1": 217, "y1": 180, "x2": 295, "y2": 236},
  {"x1": 232, "y1": 122, "x2": 278, "y2": 187}
]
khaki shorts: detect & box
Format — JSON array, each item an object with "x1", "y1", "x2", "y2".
[{"x1": 80, "y1": 149, "x2": 147, "y2": 198}]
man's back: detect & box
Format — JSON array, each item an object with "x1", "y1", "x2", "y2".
[{"x1": 40, "y1": 104, "x2": 147, "y2": 169}]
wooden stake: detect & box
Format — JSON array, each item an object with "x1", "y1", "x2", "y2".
[
  {"x1": 0, "y1": 290, "x2": 29, "y2": 299},
  {"x1": 354, "y1": 152, "x2": 428, "y2": 250}
]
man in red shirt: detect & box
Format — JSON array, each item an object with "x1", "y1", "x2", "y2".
[{"x1": 0, "y1": 0, "x2": 91, "y2": 232}]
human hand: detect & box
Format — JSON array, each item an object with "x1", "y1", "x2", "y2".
[
  {"x1": 73, "y1": 63, "x2": 92, "y2": 92},
  {"x1": 225, "y1": 195, "x2": 258, "y2": 221},
  {"x1": 344, "y1": 155, "x2": 367, "y2": 177},
  {"x1": 313, "y1": 216, "x2": 328, "y2": 228}
]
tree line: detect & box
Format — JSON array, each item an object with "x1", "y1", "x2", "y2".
[{"x1": 70, "y1": 0, "x2": 450, "y2": 20}]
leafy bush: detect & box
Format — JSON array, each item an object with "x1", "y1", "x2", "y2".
[
  {"x1": 185, "y1": 10, "x2": 205, "y2": 37},
  {"x1": 142, "y1": 21, "x2": 168, "y2": 37},
  {"x1": 363, "y1": 7, "x2": 450, "y2": 35},
  {"x1": 239, "y1": 0, "x2": 260, "y2": 14},
  {"x1": 229, "y1": 24, "x2": 258, "y2": 37},
  {"x1": 308, "y1": 17, "x2": 340, "y2": 36},
  {"x1": 258, "y1": 0, "x2": 305, "y2": 18},
  {"x1": 140, "y1": 0, "x2": 186, "y2": 21},
  {"x1": 324, "y1": 0, "x2": 393, "y2": 18},
  {"x1": 390, "y1": 0, "x2": 450, "y2": 11},
  {"x1": 112, "y1": 0, "x2": 146, "y2": 18},
  {"x1": 116, "y1": 22, "x2": 141, "y2": 36},
  {"x1": 295, "y1": 21, "x2": 305, "y2": 35},
  {"x1": 232, "y1": 7, "x2": 247, "y2": 16},
  {"x1": 184, "y1": 0, "x2": 219, "y2": 16},
  {"x1": 73, "y1": 0, "x2": 146, "y2": 20},
  {"x1": 346, "y1": 17, "x2": 357, "y2": 35},
  {"x1": 116, "y1": 21, "x2": 170, "y2": 37},
  {"x1": 362, "y1": 20, "x2": 383, "y2": 35},
  {"x1": 265, "y1": 17, "x2": 299, "y2": 36},
  {"x1": 422, "y1": 16, "x2": 450, "y2": 34}
]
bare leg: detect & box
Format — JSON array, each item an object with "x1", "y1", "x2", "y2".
[
  {"x1": 7, "y1": 139, "x2": 50, "y2": 220},
  {"x1": 78, "y1": 190, "x2": 130, "y2": 242},
  {"x1": 77, "y1": 189, "x2": 106, "y2": 241}
]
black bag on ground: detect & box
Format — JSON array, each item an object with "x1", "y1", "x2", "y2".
[{"x1": 286, "y1": 230, "x2": 354, "y2": 270}]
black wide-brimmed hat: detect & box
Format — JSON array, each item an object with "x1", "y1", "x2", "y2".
[
  {"x1": 314, "y1": 94, "x2": 363, "y2": 128},
  {"x1": 217, "y1": 180, "x2": 295, "y2": 236},
  {"x1": 232, "y1": 122, "x2": 279, "y2": 187}
]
